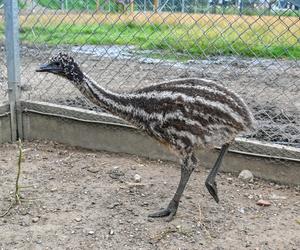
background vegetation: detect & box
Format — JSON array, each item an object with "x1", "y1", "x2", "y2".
[
  {"x1": 16, "y1": 10, "x2": 300, "y2": 60},
  {"x1": 0, "y1": 1, "x2": 299, "y2": 59}
]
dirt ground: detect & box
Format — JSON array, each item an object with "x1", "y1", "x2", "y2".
[{"x1": 0, "y1": 140, "x2": 299, "y2": 250}]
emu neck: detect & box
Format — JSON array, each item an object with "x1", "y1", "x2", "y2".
[{"x1": 73, "y1": 73, "x2": 129, "y2": 118}]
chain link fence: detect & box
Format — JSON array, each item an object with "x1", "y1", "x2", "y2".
[
  {"x1": 2, "y1": 1, "x2": 300, "y2": 159},
  {"x1": 0, "y1": 51, "x2": 7, "y2": 106},
  {"x1": 0, "y1": 11, "x2": 7, "y2": 106},
  {"x1": 0, "y1": 3, "x2": 4, "y2": 101}
]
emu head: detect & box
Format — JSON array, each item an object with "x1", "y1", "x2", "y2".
[{"x1": 36, "y1": 53, "x2": 83, "y2": 82}]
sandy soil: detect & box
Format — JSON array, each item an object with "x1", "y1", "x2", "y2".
[{"x1": 0, "y1": 141, "x2": 299, "y2": 250}]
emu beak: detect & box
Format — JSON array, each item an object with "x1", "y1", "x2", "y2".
[{"x1": 36, "y1": 63, "x2": 60, "y2": 73}]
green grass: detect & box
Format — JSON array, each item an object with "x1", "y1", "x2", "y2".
[{"x1": 18, "y1": 21, "x2": 300, "y2": 60}]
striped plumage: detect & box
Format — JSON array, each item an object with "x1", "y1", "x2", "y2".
[
  {"x1": 37, "y1": 53, "x2": 255, "y2": 221},
  {"x1": 74, "y1": 76, "x2": 254, "y2": 154}
]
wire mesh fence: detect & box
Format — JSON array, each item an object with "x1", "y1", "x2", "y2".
[
  {"x1": 0, "y1": 49, "x2": 7, "y2": 106},
  {"x1": 2, "y1": 1, "x2": 300, "y2": 157}
]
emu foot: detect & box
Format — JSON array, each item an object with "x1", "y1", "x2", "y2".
[
  {"x1": 205, "y1": 180, "x2": 219, "y2": 203},
  {"x1": 148, "y1": 200, "x2": 178, "y2": 222}
]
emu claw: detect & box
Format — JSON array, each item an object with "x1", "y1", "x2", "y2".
[
  {"x1": 148, "y1": 208, "x2": 177, "y2": 222},
  {"x1": 148, "y1": 208, "x2": 171, "y2": 218},
  {"x1": 205, "y1": 181, "x2": 219, "y2": 203}
]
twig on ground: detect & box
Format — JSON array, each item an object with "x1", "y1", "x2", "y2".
[
  {"x1": 198, "y1": 204, "x2": 212, "y2": 240},
  {"x1": 0, "y1": 139, "x2": 27, "y2": 217}
]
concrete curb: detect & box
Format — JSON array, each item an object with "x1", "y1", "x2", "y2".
[{"x1": 18, "y1": 101, "x2": 300, "y2": 185}]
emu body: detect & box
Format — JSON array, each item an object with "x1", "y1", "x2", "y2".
[{"x1": 37, "y1": 53, "x2": 254, "y2": 221}]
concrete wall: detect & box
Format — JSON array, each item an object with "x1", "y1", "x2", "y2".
[
  {"x1": 21, "y1": 101, "x2": 300, "y2": 185},
  {"x1": 0, "y1": 104, "x2": 11, "y2": 143}
]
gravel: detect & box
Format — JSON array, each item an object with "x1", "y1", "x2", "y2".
[{"x1": 0, "y1": 141, "x2": 299, "y2": 249}]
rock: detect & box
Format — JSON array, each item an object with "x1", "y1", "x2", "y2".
[
  {"x1": 88, "y1": 231, "x2": 95, "y2": 235},
  {"x1": 248, "y1": 194, "x2": 254, "y2": 199},
  {"x1": 226, "y1": 177, "x2": 233, "y2": 183},
  {"x1": 256, "y1": 199, "x2": 271, "y2": 207},
  {"x1": 32, "y1": 217, "x2": 39, "y2": 223},
  {"x1": 239, "y1": 207, "x2": 245, "y2": 214},
  {"x1": 87, "y1": 167, "x2": 100, "y2": 173},
  {"x1": 108, "y1": 168, "x2": 125, "y2": 179},
  {"x1": 147, "y1": 218, "x2": 154, "y2": 222},
  {"x1": 238, "y1": 170, "x2": 254, "y2": 182},
  {"x1": 141, "y1": 201, "x2": 149, "y2": 206},
  {"x1": 185, "y1": 195, "x2": 192, "y2": 199},
  {"x1": 20, "y1": 221, "x2": 29, "y2": 227},
  {"x1": 19, "y1": 209, "x2": 29, "y2": 216},
  {"x1": 269, "y1": 194, "x2": 287, "y2": 200},
  {"x1": 133, "y1": 174, "x2": 141, "y2": 183},
  {"x1": 107, "y1": 202, "x2": 120, "y2": 209},
  {"x1": 109, "y1": 229, "x2": 114, "y2": 235},
  {"x1": 74, "y1": 217, "x2": 82, "y2": 222}
]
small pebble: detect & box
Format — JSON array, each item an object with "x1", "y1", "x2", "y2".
[
  {"x1": 74, "y1": 217, "x2": 82, "y2": 222},
  {"x1": 238, "y1": 170, "x2": 254, "y2": 182},
  {"x1": 32, "y1": 217, "x2": 39, "y2": 223},
  {"x1": 87, "y1": 167, "x2": 100, "y2": 173},
  {"x1": 35, "y1": 240, "x2": 42, "y2": 244},
  {"x1": 227, "y1": 177, "x2": 233, "y2": 183},
  {"x1": 239, "y1": 207, "x2": 245, "y2": 214},
  {"x1": 107, "y1": 203, "x2": 120, "y2": 209},
  {"x1": 256, "y1": 199, "x2": 271, "y2": 207},
  {"x1": 133, "y1": 174, "x2": 142, "y2": 183},
  {"x1": 20, "y1": 221, "x2": 28, "y2": 227},
  {"x1": 269, "y1": 194, "x2": 287, "y2": 200},
  {"x1": 185, "y1": 195, "x2": 192, "y2": 199},
  {"x1": 147, "y1": 218, "x2": 154, "y2": 222}
]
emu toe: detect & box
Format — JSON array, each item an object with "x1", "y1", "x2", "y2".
[
  {"x1": 148, "y1": 208, "x2": 172, "y2": 218},
  {"x1": 148, "y1": 200, "x2": 178, "y2": 221},
  {"x1": 205, "y1": 180, "x2": 219, "y2": 203},
  {"x1": 148, "y1": 207, "x2": 177, "y2": 222}
]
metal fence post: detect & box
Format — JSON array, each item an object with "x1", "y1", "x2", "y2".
[{"x1": 4, "y1": 0, "x2": 22, "y2": 141}]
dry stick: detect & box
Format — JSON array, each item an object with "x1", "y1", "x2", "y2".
[
  {"x1": 0, "y1": 200, "x2": 14, "y2": 218},
  {"x1": 15, "y1": 138, "x2": 23, "y2": 204},
  {"x1": 0, "y1": 139, "x2": 24, "y2": 217},
  {"x1": 198, "y1": 204, "x2": 212, "y2": 240}
]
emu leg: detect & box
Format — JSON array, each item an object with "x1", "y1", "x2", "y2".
[
  {"x1": 205, "y1": 144, "x2": 229, "y2": 203},
  {"x1": 149, "y1": 154, "x2": 196, "y2": 221}
]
